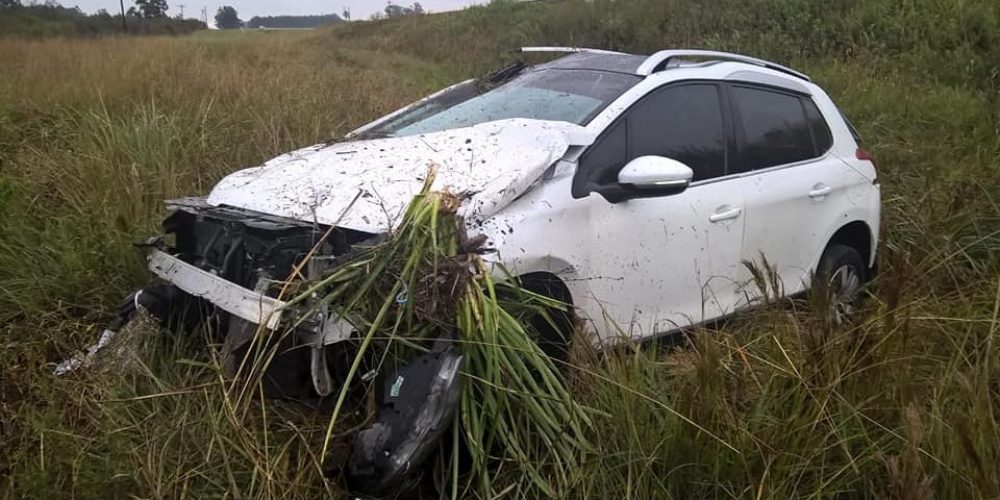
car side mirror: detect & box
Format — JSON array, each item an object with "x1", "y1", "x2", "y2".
[{"x1": 601, "y1": 156, "x2": 694, "y2": 203}]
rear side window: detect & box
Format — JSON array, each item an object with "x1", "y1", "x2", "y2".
[
  {"x1": 803, "y1": 99, "x2": 833, "y2": 153},
  {"x1": 732, "y1": 86, "x2": 815, "y2": 170},
  {"x1": 837, "y1": 107, "x2": 863, "y2": 144},
  {"x1": 628, "y1": 84, "x2": 727, "y2": 181}
]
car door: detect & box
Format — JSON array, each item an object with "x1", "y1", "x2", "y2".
[
  {"x1": 728, "y1": 84, "x2": 857, "y2": 303},
  {"x1": 574, "y1": 82, "x2": 749, "y2": 339}
]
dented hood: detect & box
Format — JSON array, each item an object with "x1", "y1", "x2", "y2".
[{"x1": 206, "y1": 119, "x2": 593, "y2": 233}]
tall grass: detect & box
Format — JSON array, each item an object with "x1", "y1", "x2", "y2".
[
  {"x1": 2, "y1": 1, "x2": 999, "y2": 498},
  {"x1": 0, "y1": 32, "x2": 437, "y2": 499}
]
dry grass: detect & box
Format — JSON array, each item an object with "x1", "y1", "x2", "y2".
[
  {"x1": 0, "y1": 31, "x2": 438, "y2": 499},
  {"x1": 1, "y1": 1, "x2": 999, "y2": 498}
]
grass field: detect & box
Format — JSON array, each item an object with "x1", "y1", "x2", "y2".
[{"x1": 1, "y1": 0, "x2": 999, "y2": 497}]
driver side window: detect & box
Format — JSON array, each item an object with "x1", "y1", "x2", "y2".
[
  {"x1": 628, "y1": 84, "x2": 727, "y2": 181},
  {"x1": 573, "y1": 82, "x2": 729, "y2": 198}
]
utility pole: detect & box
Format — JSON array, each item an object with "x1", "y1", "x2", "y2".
[
  {"x1": 177, "y1": 3, "x2": 185, "y2": 18},
  {"x1": 201, "y1": 6, "x2": 208, "y2": 26},
  {"x1": 119, "y1": 0, "x2": 127, "y2": 33}
]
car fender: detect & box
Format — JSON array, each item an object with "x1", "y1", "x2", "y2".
[
  {"x1": 810, "y1": 208, "x2": 878, "y2": 274},
  {"x1": 471, "y1": 172, "x2": 589, "y2": 298}
]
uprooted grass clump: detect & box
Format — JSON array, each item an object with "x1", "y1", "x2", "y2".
[{"x1": 272, "y1": 173, "x2": 593, "y2": 497}]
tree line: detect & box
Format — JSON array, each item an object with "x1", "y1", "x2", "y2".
[
  {"x1": 211, "y1": 3, "x2": 426, "y2": 30},
  {"x1": 215, "y1": 7, "x2": 347, "y2": 30},
  {"x1": 0, "y1": 0, "x2": 205, "y2": 37},
  {"x1": 0, "y1": 0, "x2": 434, "y2": 36}
]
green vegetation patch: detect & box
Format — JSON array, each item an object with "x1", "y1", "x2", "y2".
[{"x1": 1, "y1": 0, "x2": 998, "y2": 497}]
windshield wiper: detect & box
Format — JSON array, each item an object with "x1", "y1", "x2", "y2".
[{"x1": 480, "y1": 61, "x2": 527, "y2": 90}]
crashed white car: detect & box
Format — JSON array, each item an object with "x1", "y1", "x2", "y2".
[
  {"x1": 139, "y1": 46, "x2": 879, "y2": 366},
  {"x1": 71, "y1": 46, "x2": 881, "y2": 373},
  {"x1": 66, "y1": 47, "x2": 880, "y2": 491}
]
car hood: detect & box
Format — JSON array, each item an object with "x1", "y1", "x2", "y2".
[{"x1": 206, "y1": 119, "x2": 594, "y2": 233}]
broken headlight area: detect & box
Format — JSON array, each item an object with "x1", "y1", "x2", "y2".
[
  {"x1": 149, "y1": 198, "x2": 378, "y2": 399},
  {"x1": 149, "y1": 196, "x2": 380, "y2": 399},
  {"x1": 135, "y1": 197, "x2": 469, "y2": 494}
]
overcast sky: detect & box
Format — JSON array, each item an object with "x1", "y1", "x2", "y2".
[{"x1": 63, "y1": 0, "x2": 485, "y2": 22}]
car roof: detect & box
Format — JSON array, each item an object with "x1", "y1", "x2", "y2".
[
  {"x1": 534, "y1": 52, "x2": 649, "y2": 75},
  {"x1": 523, "y1": 48, "x2": 810, "y2": 83},
  {"x1": 523, "y1": 49, "x2": 814, "y2": 96}
]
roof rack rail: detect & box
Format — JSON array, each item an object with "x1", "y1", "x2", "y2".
[
  {"x1": 517, "y1": 46, "x2": 628, "y2": 56},
  {"x1": 636, "y1": 49, "x2": 810, "y2": 81}
]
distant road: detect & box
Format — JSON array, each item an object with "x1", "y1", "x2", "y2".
[{"x1": 248, "y1": 27, "x2": 314, "y2": 31}]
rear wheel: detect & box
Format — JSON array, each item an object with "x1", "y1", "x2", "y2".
[{"x1": 815, "y1": 244, "x2": 867, "y2": 324}]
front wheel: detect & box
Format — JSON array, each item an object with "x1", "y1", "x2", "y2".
[{"x1": 517, "y1": 274, "x2": 575, "y2": 366}]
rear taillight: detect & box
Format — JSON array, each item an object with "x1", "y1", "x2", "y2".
[
  {"x1": 856, "y1": 147, "x2": 876, "y2": 166},
  {"x1": 856, "y1": 147, "x2": 878, "y2": 183}
]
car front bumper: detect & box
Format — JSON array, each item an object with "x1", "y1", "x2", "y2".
[{"x1": 147, "y1": 249, "x2": 286, "y2": 330}]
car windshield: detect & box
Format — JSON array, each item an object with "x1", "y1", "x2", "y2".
[{"x1": 360, "y1": 68, "x2": 640, "y2": 138}]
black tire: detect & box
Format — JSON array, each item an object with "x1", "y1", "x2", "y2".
[
  {"x1": 56, "y1": 285, "x2": 194, "y2": 375},
  {"x1": 815, "y1": 244, "x2": 867, "y2": 322},
  {"x1": 225, "y1": 318, "x2": 318, "y2": 400},
  {"x1": 111, "y1": 285, "x2": 191, "y2": 330},
  {"x1": 530, "y1": 303, "x2": 574, "y2": 364},
  {"x1": 518, "y1": 275, "x2": 574, "y2": 364}
]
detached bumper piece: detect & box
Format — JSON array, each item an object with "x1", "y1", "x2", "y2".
[
  {"x1": 347, "y1": 336, "x2": 464, "y2": 496},
  {"x1": 147, "y1": 249, "x2": 286, "y2": 329}
]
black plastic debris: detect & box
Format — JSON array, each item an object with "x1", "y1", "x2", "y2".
[{"x1": 346, "y1": 335, "x2": 464, "y2": 496}]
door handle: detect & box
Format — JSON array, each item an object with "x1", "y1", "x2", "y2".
[
  {"x1": 709, "y1": 207, "x2": 742, "y2": 223},
  {"x1": 809, "y1": 185, "x2": 833, "y2": 198}
]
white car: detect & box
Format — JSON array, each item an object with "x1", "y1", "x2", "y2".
[
  {"x1": 66, "y1": 48, "x2": 879, "y2": 490},
  {"x1": 117, "y1": 47, "x2": 878, "y2": 383}
]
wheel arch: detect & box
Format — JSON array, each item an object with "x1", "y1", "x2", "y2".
[
  {"x1": 515, "y1": 271, "x2": 574, "y2": 305},
  {"x1": 821, "y1": 220, "x2": 876, "y2": 271}
]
